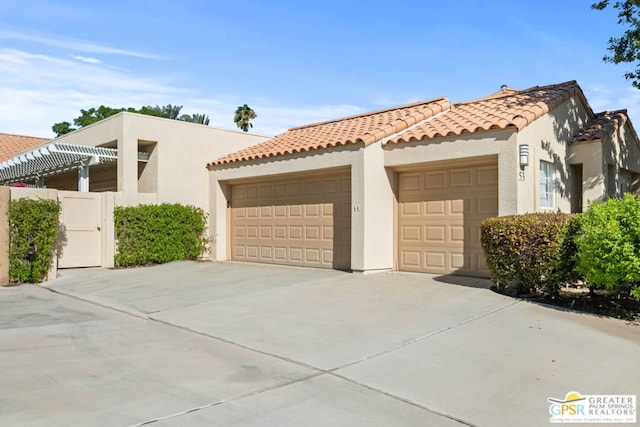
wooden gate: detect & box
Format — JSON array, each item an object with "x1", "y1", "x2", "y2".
[{"x1": 57, "y1": 191, "x2": 102, "y2": 268}]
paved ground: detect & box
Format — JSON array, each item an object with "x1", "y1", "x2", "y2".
[{"x1": 1, "y1": 261, "x2": 639, "y2": 426}]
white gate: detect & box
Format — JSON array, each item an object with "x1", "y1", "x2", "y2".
[{"x1": 57, "y1": 191, "x2": 102, "y2": 268}]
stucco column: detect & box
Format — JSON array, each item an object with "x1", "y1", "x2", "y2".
[
  {"x1": 350, "y1": 143, "x2": 394, "y2": 272},
  {"x1": 117, "y1": 118, "x2": 139, "y2": 206},
  {"x1": 0, "y1": 186, "x2": 10, "y2": 285},
  {"x1": 499, "y1": 149, "x2": 519, "y2": 216},
  {"x1": 210, "y1": 176, "x2": 230, "y2": 261},
  {"x1": 569, "y1": 142, "x2": 606, "y2": 206},
  {"x1": 102, "y1": 192, "x2": 119, "y2": 268}
]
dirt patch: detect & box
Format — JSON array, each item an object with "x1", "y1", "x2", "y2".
[{"x1": 495, "y1": 284, "x2": 640, "y2": 323}]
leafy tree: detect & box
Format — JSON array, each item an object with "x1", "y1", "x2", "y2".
[
  {"x1": 51, "y1": 121, "x2": 74, "y2": 137},
  {"x1": 179, "y1": 113, "x2": 210, "y2": 125},
  {"x1": 592, "y1": 1, "x2": 640, "y2": 88},
  {"x1": 234, "y1": 104, "x2": 257, "y2": 132},
  {"x1": 52, "y1": 104, "x2": 210, "y2": 136},
  {"x1": 74, "y1": 106, "x2": 127, "y2": 128}
]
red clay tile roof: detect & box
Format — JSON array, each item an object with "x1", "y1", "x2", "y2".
[
  {"x1": 208, "y1": 81, "x2": 595, "y2": 166},
  {"x1": 388, "y1": 81, "x2": 587, "y2": 144},
  {"x1": 571, "y1": 110, "x2": 628, "y2": 142},
  {"x1": 0, "y1": 133, "x2": 50, "y2": 162},
  {"x1": 208, "y1": 98, "x2": 451, "y2": 166}
]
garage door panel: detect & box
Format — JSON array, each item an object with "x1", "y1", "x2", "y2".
[
  {"x1": 305, "y1": 248, "x2": 321, "y2": 263},
  {"x1": 234, "y1": 225, "x2": 245, "y2": 238},
  {"x1": 450, "y1": 225, "x2": 465, "y2": 243},
  {"x1": 260, "y1": 246, "x2": 272, "y2": 260},
  {"x1": 425, "y1": 172, "x2": 445, "y2": 189},
  {"x1": 477, "y1": 196, "x2": 499, "y2": 215},
  {"x1": 450, "y1": 253, "x2": 469, "y2": 270},
  {"x1": 246, "y1": 186, "x2": 259, "y2": 199},
  {"x1": 401, "y1": 250, "x2": 421, "y2": 268},
  {"x1": 234, "y1": 245, "x2": 246, "y2": 257},
  {"x1": 289, "y1": 247, "x2": 304, "y2": 262},
  {"x1": 231, "y1": 172, "x2": 351, "y2": 269},
  {"x1": 274, "y1": 247, "x2": 287, "y2": 260},
  {"x1": 477, "y1": 166, "x2": 499, "y2": 185},
  {"x1": 400, "y1": 174, "x2": 422, "y2": 191},
  {"x1": 402, "y1": 201, "x2": 422, "y2": 216},
  {"x1": 401, "y1": 225, "x2": 421, "y2": 242},
  {"x1": 426, "y1": 252, "x2": 446, "y2": 269},
  {"x1": 449, "y1": 199, "x2": 466, "y2": 215},
  {"x1": 450, "y1": 170, "x2": 472, "y2": 187},
  {"x1": 398, "y1": 162, "x2": 497, "y2": 277},
  {"x1": 246, "y1": 246, "x2": 259, "y2": 259},
  {"x1": 305, "y1": 225, "x2": 320, "y2": 240},
  {"x1": 260, "y1": 206, "x2": 272, "y2": 217},
  {"x1": 426, "y1": 200, "x2": 446, "y2": 215}
]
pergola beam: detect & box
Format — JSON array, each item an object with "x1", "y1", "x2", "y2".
[{"x1": 0, "y1": 142, "x2": 149, "y2": 188}]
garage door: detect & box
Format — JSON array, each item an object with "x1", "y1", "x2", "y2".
[
  {"x1": 398, "y1": 161, "x2": 498, "y2": 277},
  {"x1": 230, "y1": 172, "x2": 351, "y2": 270}
]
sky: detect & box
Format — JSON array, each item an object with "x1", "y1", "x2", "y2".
[{"x1": 1, "y1": 0, "x2": 640, "y2": 139}]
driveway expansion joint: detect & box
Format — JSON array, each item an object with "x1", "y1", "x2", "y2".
[
  {"x1": 330, "y1": 300, "x2": 522, "y2": 372},
  {"x1": 126, "y1": 372, "x2": 325, "y2": 427},
  {"x1": 329, "y1": 372, "x2": 476, "y2": 426}
]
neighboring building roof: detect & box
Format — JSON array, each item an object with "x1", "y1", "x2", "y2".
[
  {"x1": 571, "y1": 110, "x2": 628, "y2": 143},
  {"x1": 388, "y1": 81, "x2": 586, "y2": 144},
  {"x1": 209, "y1": 98, "x2": 451, "y2": 166},
  {"x1": 0, "y1": 133, "x2": 50, "y2": 162}
]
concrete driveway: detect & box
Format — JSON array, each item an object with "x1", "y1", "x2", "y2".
[{"x1": 1, "y1": 261, "x2": 638, "y2": 426}]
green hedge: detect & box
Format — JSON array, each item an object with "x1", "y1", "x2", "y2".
[
  {"x1": 575, "y1": 194, "x2": 640, "y2": 299},
  {"x1": 114, "y1": 203, "x2": 209, "y2": 267},
  {"x1": 8, "y1": 198, "x2": 61, "y2": 283},
  {"x1": 481, "y1": 213, "x2": 577, "y2": 295}
]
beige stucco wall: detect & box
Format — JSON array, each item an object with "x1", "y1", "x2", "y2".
[
  {"x1": 384, "y1": 129, "x2": 519, "y2": 215},
  {"x1": 601, "y1": 121, "x2": 640, "y2": 198},
  {"x1": 568, "y1": 141, "x2": 605, "y2": 207},
  {"x1": 52, "y1": 112, "x2": 269, "y2": 210},
  {"x1": 516, "y1": 96, "x2": 592, "y2": 213},
  {"x1": 351, "y1": 142, "x2": 395, "y2": 272},
  {"x1": 0, "y1": 186, "x2": 9, "y2": 284}
]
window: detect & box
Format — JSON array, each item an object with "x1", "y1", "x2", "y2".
[{"x1": 539, "y1": 161, "x2": 555, "y2": 209}]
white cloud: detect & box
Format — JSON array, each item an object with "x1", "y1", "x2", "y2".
[
  {"x1": 0, "y1": 48, "x2": 183, "y2": 137},
  {"x1": 0, "y1": 40, "x2": 365, "y2": 139},
  {"x1": 71, "y1": 55, "x2": 102, "y2": 64},
  {"x1": 0, "y1": 30, "x2": 166, "y2": 60}
]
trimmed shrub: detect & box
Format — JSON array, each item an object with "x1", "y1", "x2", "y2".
[
  {"x1": 8, "y1": 198, "x2": 61, "y2": 283},
  {"x1": 575, "y1": 194, "x2": 640, "y2": 299},
  {"x1": 481, "y1": 213, "x2": 578, "y2": 295},
  {"x1": 114, "y1": 203, "x2": 209, "y2": 267}
]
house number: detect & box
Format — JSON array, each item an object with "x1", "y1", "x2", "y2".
[{"x1": 519, "y1": 170, "x2": 526, "y2": 181}]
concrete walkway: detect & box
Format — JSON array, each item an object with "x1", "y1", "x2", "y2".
[{"x1": 1, "y1": 261, "x2": 638, "y2": 426}]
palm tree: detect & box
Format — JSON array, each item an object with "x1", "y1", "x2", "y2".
[
  {"x1": 179, "y1": 113, "x2": 210, "y2": 125},
  {"x1": 234, "y1": 104, "x2": 257, "y2": 132}
]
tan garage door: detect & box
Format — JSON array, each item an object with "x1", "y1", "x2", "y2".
[
  {"x1": 398, "y1": 161, "x2": 498, "y2": 277},
  {"x1": 230, "y1": 172, "x2": 351, "y2": 270}
]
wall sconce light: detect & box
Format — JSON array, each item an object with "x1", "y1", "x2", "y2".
[{"x1": 519, "y1": 144, "x2": 529, "y2": 167}]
